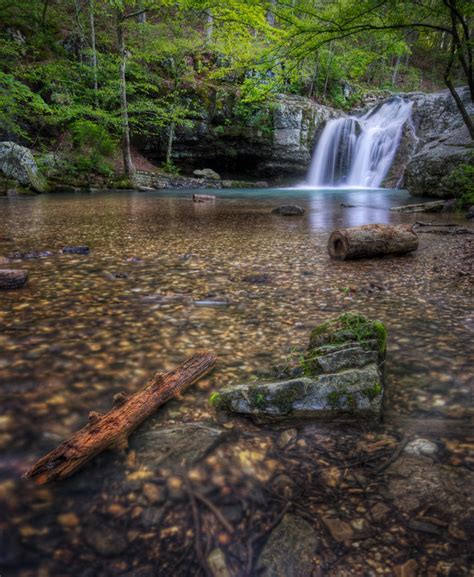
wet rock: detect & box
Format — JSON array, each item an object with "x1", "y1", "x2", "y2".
[
  {"x1": 62, "y1": 245, "x2": 90, "y2": 255},
  {"x1": 404, "y1": 438, "x2": 438, "y2": 456},
  {"x1": 143, "y1": 482, "x2": 166, "y2": 505},
  {"x1": 242, "y1": 274, "x2": 272, "y2": 284},
  {"x1": 256, "y1": 513, "x2": 318, "y2": 577},
  {"x1": 393, "y1": 559, "x2": 418, "y2": 577},
  {"x1": 131, "y1": 422, "x2": 226, "y2": 471},
  {"x1": 390, "y1": 200, "x2": 446, "y2": 213},
  {"x1": 277, "y1": 428, "x2": 297, "y2": 448},
  {"x1": 0, "y1": 269, "x2": 28, "y2": 290},
  {"x1": 465, "y1": 206, "x2": 474, "y2": 220},
  {"x1": 8, "y1": 250, "x2": 53, "y2": 259},
  {"x1": 212, "y1": 314, "x2": 385, "y2": 421},
  {"x1": 105, "y1": 271, "x2": 129, "y2": 280},
  {"x1": 194, "y1": 298, "x2": 231, "y2": 307},
  {"x1": 207, "y1": 548, "x2": 231, "y2": 577},
  {"x1": 387, "y1": 455, "x2": 474, "y2": 513},
  {"x1": 83, "y1": 524, "x2": 128, "y2": 556},
  {"x1": 193, "y1": 168, "x2": 221, "y2": 180},
  {"x1": 271, "y1": 205, "x2": 305, "y2": 216},
  {"x1": 139, "y1": 506, "x2": 165, "y2": 528},
  {"x1": 321, "y1": 516, "x2": 355, "y2": 542}
]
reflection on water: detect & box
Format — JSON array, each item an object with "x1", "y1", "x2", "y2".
[{"x1": 0, "y1": 188, "x2": 472, "y2": 576}]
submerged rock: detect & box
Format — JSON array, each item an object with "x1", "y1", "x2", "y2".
[
  {"x1": 0, "y1": 269, "x2": 28, "y2": 290},
  {"x1": 211, "y1": 313, "x2": 386, "y2": 421},
  {"x1": 62, "y1": 245, "x2": 90, "y2": 255},
  {"x1": 256, "y1": 513, "x2": 318, "y2": 577},
  {"x1": 271, "y1": 205, "x2": 305, "y2": 216},
  {"x1": 131, "y1": 422, "x2": 226, "y2": 471}
]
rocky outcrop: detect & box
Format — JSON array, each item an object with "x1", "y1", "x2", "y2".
[
  {"x1": 257, "y1": 94, "x2": 340, "y2": 177},
  {"x1": 148, "y1": 95, "x2": 341, "y2": 182},
  {"x1": 402, "y1": 87, "x2": 473, "y2": 197},
  {"x1": 404, "y1": 125, "x2": 473, "y2": 198},
  {"x1": 0, "y1": 141, "x2": 48, "y2": 193},
  {"x1": 211, "y1": 313, "x2": 386, "y2": 421}
]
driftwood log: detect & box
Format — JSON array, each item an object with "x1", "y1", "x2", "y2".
[
  {"x1": 0, "y1": 269, "x2": 28, "y2": 289},
  {"x1": 193, "y1": 194, "x2": 216, "y2": 202},
  {"x1": 24, "y1": 352, "x2": 217, "y2": 484},
  {"x1": 328, "y1": 224, "x2": 419, "y2": 260}
]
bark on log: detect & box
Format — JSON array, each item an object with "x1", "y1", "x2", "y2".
[
  {"x1": 23, "y1": 352, "x2": 217, "y2": 484},
  {"x1": 327, "y1": 224, "x2": 419, "y2": 260},
  {"x1": 193, "y1": 194, "x2": 216, "y2": 202},
  {"x1": 0, "y1": 269, "x2": 28, "y2": 289}
]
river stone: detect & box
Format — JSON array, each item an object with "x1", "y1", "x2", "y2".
[
  {"x1": 211, "y1": 313, "x2": 385, "y2": 421},
  {"x1": 83, "y1": 524, "x2": 128, "y2": 557},
  {"x1": 271, "y1": 205, "x2": 305, "y2": 216},
  {"x1": 0, "y1": 269, "x2": 28, "y2": 290},
  {"x1": 62, "y1": 245, "x2": 90, "y2": 255},
  {"x1": 131, "y1": 422, "x2": 225, "y2": 470},
  {"x1": 0, "y1": 141, "x2": 48, "y2": 192},
  {"x1": 256, "y1": 514, "x2": 318, "y2": 577},
  {"x1": 193, "y1": 168, "x2": 221, "y2": 180}
]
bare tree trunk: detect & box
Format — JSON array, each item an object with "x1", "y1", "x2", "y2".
[
  {"x1": 391, "y1": 54, "x2": 401, "y2": 86},
  {"x1": 166, "y1": 121, "x2": 175, "y2": 166},
  {"x1": 88, "y1": 0, "x2": 98, "y2": 107},
  {"x1": 308, "y1": 52, "x2": 319, "y2": 98},
  {"x1": 116, "y1": 10, "x2": 135, "y2": 179},
  {"x1": 205, "y1": 9, "x2": 213, "y2": 44},
  {"x1": 323, "y1": 43, "x2": 333, "y2": 99}
]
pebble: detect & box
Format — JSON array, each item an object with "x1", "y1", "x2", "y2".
[
  {"x1": 277, "y1": 428, "x2": 297, "y2": 449},
  {"x1": 57, "y1": 513, "x2": 80, "y2": 528},
  {"x1": 83, "y1": 525, "x2": 128, "y2": 556},
  {"x1": 404, "y1": 438, "x2": 438, "y2": 456},
  {"x1": 143, "y1": 482, "x2": 166, "y2": 505},
  {"x1": 207, "y1": 548, "x2": 231, "y2": 577}
]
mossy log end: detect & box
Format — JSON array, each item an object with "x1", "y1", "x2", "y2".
[
  {"x1": 327, "y1": 224, "x2": 419, "y2": 260},
  {"x1": 23, "y1": 352, "x2": 217, "y2": 484}
]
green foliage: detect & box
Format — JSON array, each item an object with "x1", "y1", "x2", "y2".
[{"x1": 440, "y1": 163, "x2": 474, "y2": 208}]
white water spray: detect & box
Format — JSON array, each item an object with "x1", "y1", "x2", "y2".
[{"x1": 307, "y1": 97, "x2": 413, "y2": 188}]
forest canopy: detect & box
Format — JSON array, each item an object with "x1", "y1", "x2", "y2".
[{"x1": 1, "y1": 0, "x2": 471, "y2": 175}]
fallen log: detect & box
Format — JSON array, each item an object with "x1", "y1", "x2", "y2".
[
  {"x1": 193, "y1": 194, "x2": 216, "y2": 202},
  {"x1": 327, "y1": 224, "x2": 419, "y2": 260},
  {"x1": 24, "y1": 352, "x2": 217, "y2": 484},
  {"x1": 390, "y1": 200, "x2": 446, "y2": 213},
  {"x1": 0, "y1": 269, "x2": 28, "y2": 289}
]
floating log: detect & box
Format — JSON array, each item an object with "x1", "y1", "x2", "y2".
[
  {"x1": 24, "y1": 352, "x2": 217, "y2": 484},
  {"x1": 193, "y1": 194, "x2": 216, "y2": 202},
  {"x1": 327, "y1": 224, "x2": 419, "y2": 260},
  {"x1": 0, "y1": 269, "x2": 28, "y2": 289}
]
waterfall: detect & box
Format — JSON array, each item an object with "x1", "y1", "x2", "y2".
[{"x1": 307, "y1": 96, "x2": 413, "y2": 188}]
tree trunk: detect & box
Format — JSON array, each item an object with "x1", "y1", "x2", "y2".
[
  {"x1": 391, "y1": 54, "x2": 401, "y2": 86},
  {"x1": 166, "y1": 121, "x2": 175, "y2": 165},
  {"x1": 116, "y1": 10, "x2": 135, "y2": 179},
  {"x1": 0, "y1": 269, "x2": 28, "y2": 290},
  {"x1": 89, "y1": 0, "x2": 98, "y2": 107},
  {"x1": 23, "y1": 352, "x2": 216, "y2": 484},
  {"x1": 205, "y1": 9, "x2": 213, "y2": 44},
  {"x1": 327, "y1": 224, "x2": 419, "y2": 260}
]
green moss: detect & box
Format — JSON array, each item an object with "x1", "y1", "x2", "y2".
[
  {"x1": 208, "y1": 392, "x2": 222, "y2": 407},
  {"x1": 373, "y1": 321, "x2": 387, "y2": 355},
  {"x1": 363, "y1": 382, "x2": 382, "y2": 400},
  {"x1": 308, "y1": 313, "x2": 387, "y2": 358},
  {"x1": 254, "y1": 392, "x2": 265, "y2": 407}
]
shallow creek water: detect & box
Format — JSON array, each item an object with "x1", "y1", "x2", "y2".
[{"x1": 0, "y1": 188, "x2": 472, "y2": 576}]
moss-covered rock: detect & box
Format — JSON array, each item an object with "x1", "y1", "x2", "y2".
[{"x1": 210, "y1": 313, "x2": 386, "y2": 422}]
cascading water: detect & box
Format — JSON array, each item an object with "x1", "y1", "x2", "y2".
[{"x1": 307, "y1": 96, "x2": 413, "y2": 188}]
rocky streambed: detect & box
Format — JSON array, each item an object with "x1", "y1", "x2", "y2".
[{"x1": 0, "y1": 189, "x2": 473, "y2": 577}]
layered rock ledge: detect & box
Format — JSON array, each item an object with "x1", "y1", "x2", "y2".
[{"x1": 211, "y1": 313, "x2": 386, "y2": 421}]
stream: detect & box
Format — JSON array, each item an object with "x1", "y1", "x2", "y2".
[{"x1": 0, "y1": 188, "x2": 472, "y2": 577}]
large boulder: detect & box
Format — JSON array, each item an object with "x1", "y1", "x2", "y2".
[
  {"x1": 404, "y1": 126, "x2": 473, "y2": 198},
  {"x1": 402, "y1": 87, "x2": 474, "y2": 197},
  {"x1": 0, "y1": 141, "x2": 48, "y2": 192},
  {"x1": 211, "y1": 313, "x2": 386, "y2": 421},
  {"x1": 193, "y1": 167, "x2": 221, "y2": 180}
]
